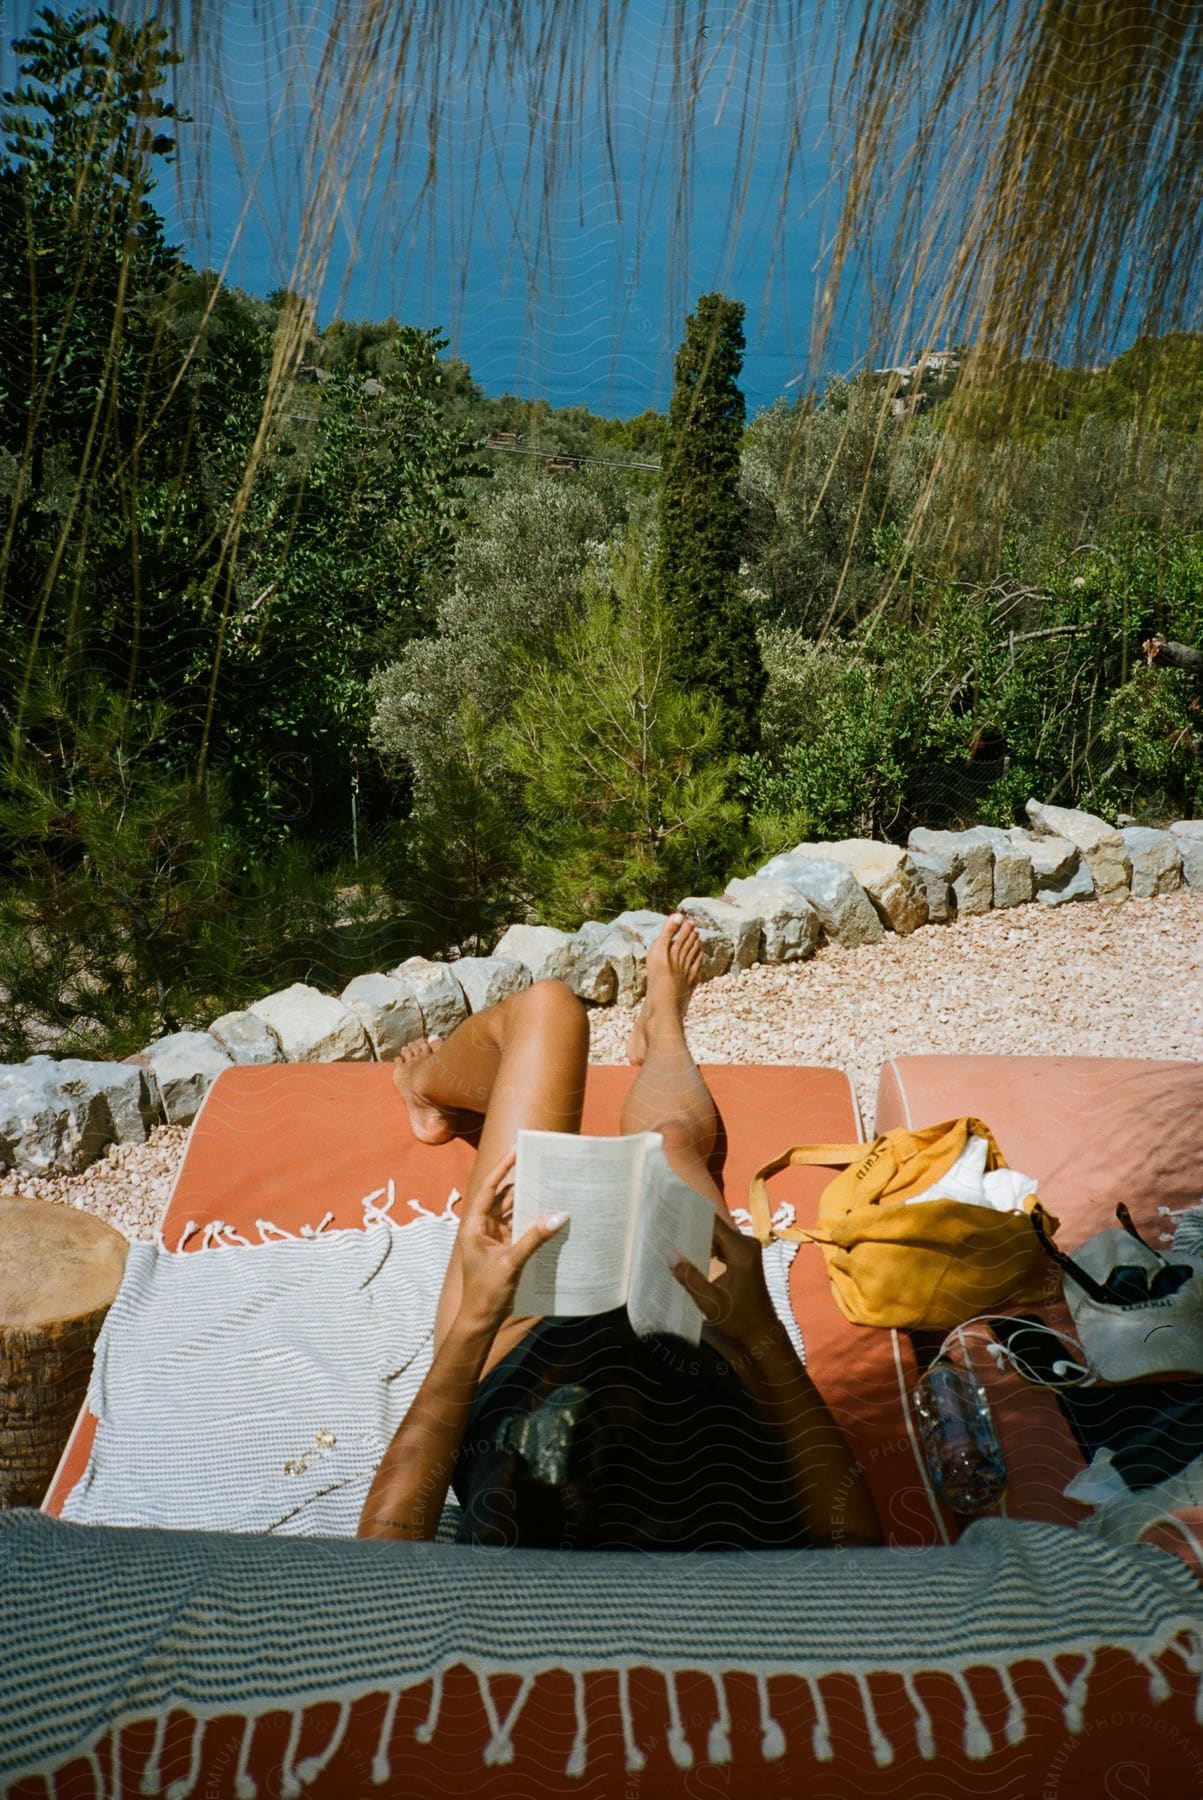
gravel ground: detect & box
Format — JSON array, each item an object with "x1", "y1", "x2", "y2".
[
  {"x1": 6, "y1": 890, "x2": 1201, "y2": 1244},
  {"x1": 591, "y1": 890, "x2": 1203, "y2": 1129}
]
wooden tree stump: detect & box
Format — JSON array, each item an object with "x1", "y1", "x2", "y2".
[{"x1": 0, "y1": 1198, "x2": 128, "y2": 1509}]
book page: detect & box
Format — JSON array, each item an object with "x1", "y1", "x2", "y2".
[
  {"x1": 626, "y1": 1138, "x2": 714, "y2": 1344},
  {"x1": 510, "y1": 1130, "x2": 644, "y2": 1317}
]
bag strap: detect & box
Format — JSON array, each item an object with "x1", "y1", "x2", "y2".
[
  {"x1": 1028, "y1": 1203, "x2": 1117, "y2": 1305},
  {"x1": 748, "y1": 1142, "x2": 867, "y2": 1245}
]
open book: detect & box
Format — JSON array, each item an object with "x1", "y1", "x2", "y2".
[{"x1": 510, "y1": 1129, "x2": 715, "y2": 1344}]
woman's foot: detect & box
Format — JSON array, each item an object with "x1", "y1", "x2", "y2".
[
  {"x1": 627, "y1": 913, "x2": 705, "y2": 1066},
  {"x1": 392, "y1": 1038, "x2": 457, "y2": 1145}
]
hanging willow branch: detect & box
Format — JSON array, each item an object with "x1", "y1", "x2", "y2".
[{"x1": 819, "y1": 0, "x2": 1203, "y2": 580}]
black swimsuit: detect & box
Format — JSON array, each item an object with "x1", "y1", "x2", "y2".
[{"x1": 452, "y1": 1307, "x2": 811, "y2": 1552}]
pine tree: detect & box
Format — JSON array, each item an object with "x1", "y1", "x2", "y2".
[
  {"x1": 0, "y1": 8, "x2": 185, "y2": 471},
  {"x1": 658, "y1": 292, "x2": 765, "y2": 754},
  {"x1": 497, "y1": 531, "x2": 742, "y2": 926},
  {"x1": 399, "y1": 697, "x2": 528, "y2": 955}
]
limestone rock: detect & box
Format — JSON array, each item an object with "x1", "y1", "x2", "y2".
[
  {"x1": 594, "y1": 922, "x2": 649, "y2": 1006},
  {"x1": 1120, "y1": 827, "x2": 1183, "y2": 899},
  {"x1": 1025, "y1": 799, "x2": 1130, "y2": 904},
  {"x1": 1008, "y1": 827, "x2": 1079, "y2": 887},
  {"x1": 610, "y1": 910, "x2": 669, "y2": 949},
  {"x1": 678, "y1": 898, "x2": 762, "y2": 970},
  {"x1": 340, "y1": 973, "x2": 425, "y2": 1059},
  {"x1": 140, "y1": 1031, "x2": 235, "y2": 1126},
  {"x1": 1170, "y1": 821, "x2": 1203, "y2": 890},
  {"x1": 493, "y1": 924, "x2": 576, "y2": 984},
  {"x1": 755, "y1": 852, "x2": 884, "y2": 945},
  {"x1": 907, "y1": 828, "x2": 993, "y2": 916},
  {"x1": 783, "y1": 841, "x2": 928, "y2": 935},
  {"x1": 966, "y1": 826, "x2": 1035, "y2": 909},
  {"x1": 248, "y1": 983, "x2": 373, "y2": 1064},
  {"x1": 0, "y1": 1060, "x2": 110, "y2": 1175},
  {"x1": 390, "y1": 958, "x2": 470, "y2": 1038},
  {"x1": 558, "y1": 923, "x2": 618, "y2": 1003},
  {"x1": 1036, "y1": 860, "x2": 1095, "y2": 907},
  {"x1": 907, "y1": 850, "x2": 953, "y2": 924},
  {"x1": 1011, "y1": 824, "x2": 1093, "y2": 906},
  {"x1": 451, "y1": 955, "x2": 532, "y2": 1013},
  {"x1": 207, "y1": 1009, "x2": 283, "y2": 1067},
  {"x1": 54, "y1": 1057, "x2": 162, "y2": 1144},
  {"x1": 722, "y1": 877, "x2": 821, "y2": 963}
]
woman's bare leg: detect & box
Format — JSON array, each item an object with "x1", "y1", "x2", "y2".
[
  {"x1": 619, "y1": 914, "x2": 731, "y2": 1220},
  {"x1": 393, "y1": 979, "x2": 589, "y2": 1363}
]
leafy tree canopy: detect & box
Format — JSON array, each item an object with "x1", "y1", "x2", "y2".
[{"x1": 0, "y1": 7, "x2": 185, "y2": 463}]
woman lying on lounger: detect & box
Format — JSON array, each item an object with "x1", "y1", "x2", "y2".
[{"x1": 358, "y1": 914, "x2": 881, "y2": 1552}]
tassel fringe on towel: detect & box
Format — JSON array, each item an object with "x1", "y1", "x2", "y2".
[
  {"x1": 159, "y1": 1182, "x2": 463, "y2": 1255},
  {"x1": 18, "y1": 1631, "x2": 1203, "y2": 1797}
]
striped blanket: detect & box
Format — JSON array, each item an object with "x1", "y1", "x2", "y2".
[
  {"x1": 61, "y1": 1210, "x2": 458, "y2": 1537},
  {"x1": 4, "y1": 1508, "x2": 1203, "y2": 1792}
]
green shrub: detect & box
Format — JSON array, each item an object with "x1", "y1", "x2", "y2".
[
  {"x1": 739, "y1": 524, "x2": 1203, "y2": 849},
  {"x1": 737, "y1": 625, "x2": 922, "y2": 850},
  {"x1": 740, "y1": 384, "x2": 937, "y2": 634},
  {"x1": 1103, "y1": 670, "x2": 1202, "y2": 818},
  {"x1": 393, "y1": 698, "x2": 529, "y2": 956},
  {"x1": 0, "y1": 665, "x2": 351, "y2": 1058},
  {"x1": 369, "y1": 466, "x2": 645, "y2": 794}
]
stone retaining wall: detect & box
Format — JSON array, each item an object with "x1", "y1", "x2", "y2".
[{"x1": 3, "y1": 802, "x2": 1201, "y2": 1178}]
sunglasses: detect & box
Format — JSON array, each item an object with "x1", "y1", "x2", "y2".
[{"x1": 1030, "y1": 1202, "x2": 1195, "y2": 1306}]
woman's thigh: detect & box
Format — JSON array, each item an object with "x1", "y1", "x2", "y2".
[{"x1": 433, "y1": 981, "x2": 589, "y2": 1363}]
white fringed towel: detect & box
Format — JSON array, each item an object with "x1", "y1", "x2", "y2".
[{"x1": 62, "y1": 1211, "x2": 459, "y2": 1536}]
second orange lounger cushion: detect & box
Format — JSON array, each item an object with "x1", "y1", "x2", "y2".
[{"x1": 876, "y1": 1055, "x2": 1203, "y2": 1253}]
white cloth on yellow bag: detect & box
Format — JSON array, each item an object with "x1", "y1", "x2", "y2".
[{"x1": 904, "y1": 1133, "x2": 1039, "y2": 1214}]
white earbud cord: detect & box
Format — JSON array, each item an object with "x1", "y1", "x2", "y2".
[{"x1": 933, "y1": 1314, "x2": 1096, "y2": 1389}]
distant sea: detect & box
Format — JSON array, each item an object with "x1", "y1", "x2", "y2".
[{"x1": 3, "y1": 3, "x2": 895, "y2": 417}]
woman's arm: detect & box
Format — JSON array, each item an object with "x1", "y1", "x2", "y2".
[
  {"x1": 357, "y1": 1148, "x2": 565, "y2": 1542},
  {"x1": 671, "y1": 1215, "x2": 882, "y2": 1548},
  {"x1": 358, "y1": 1307, "x2": 498, "y2": 1541},
  {"x1": 725, "y1": 1318, "x2": 882, "y2": 1548}
]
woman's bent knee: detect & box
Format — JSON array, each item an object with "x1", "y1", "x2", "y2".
[
  {"x1": 509, "y1": 977, "x2": 587, "y2": 1031},
  {"x1": 654, "y1": 1117, "x2": 710, "y2": 1156}
]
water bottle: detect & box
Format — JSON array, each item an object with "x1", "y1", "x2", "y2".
[{"x1": 911, "y1": 1358, "x2": 1007, "y2": 1515}]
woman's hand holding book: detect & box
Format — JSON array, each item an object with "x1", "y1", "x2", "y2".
[
  {"x1": 669, "y1": 1212, "x2": 789, "y2": 1372},
  {"x1": 457, "y1": 1146, "x2": 568, "y2": 1336}
]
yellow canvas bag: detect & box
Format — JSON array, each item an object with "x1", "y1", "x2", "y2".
[{"x1": 748, "y1": 1117, "x2": 1057, "y2": 1330}]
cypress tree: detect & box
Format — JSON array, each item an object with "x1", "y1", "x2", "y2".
[{"x1": 658, "y1": 292, "x2": 765, "y2": 754}]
